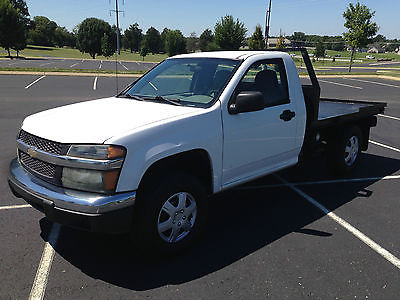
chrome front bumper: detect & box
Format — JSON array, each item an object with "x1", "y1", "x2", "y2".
[{"x1": 8, "y1": 158, "x2": 136, "y2": 233}]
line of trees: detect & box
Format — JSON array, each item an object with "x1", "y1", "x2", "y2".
[
  {"x1": 290, "y1": 32, "x2": 346, "y2": 51},
  {"x1": 0, "y1": 0, "x2": 250, "y2": 59},
  {"x1": 2, "y1": 0, "x2": 398, "y2": 62},
  {"x1": 121, "y1": 15, "x2": 248, "y2": 59}
]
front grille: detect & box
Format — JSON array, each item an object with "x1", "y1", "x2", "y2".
[
  {"x1": 19, "y1": 151, "x2": 56, "y2": 178},
  {"x1": 17, "y1": 130, "x2": 67, "y2": 184},
  {"x1": 19, "y1": 130, "x2": 66, "y2": 155}
]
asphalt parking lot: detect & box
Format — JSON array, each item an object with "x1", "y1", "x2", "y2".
[
  {"x1": 0, "y1": 57, "x2": 156, "y2": 72},
  {"x1": 0, "y1": 74, "x2": 399, "y2": 298}
]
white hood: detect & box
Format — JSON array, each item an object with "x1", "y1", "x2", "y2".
[{"x1": 21, "y1": 97, "x2": 202, "y2": 144}]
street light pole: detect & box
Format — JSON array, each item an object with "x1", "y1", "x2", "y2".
[{"x1": 265, "y1": 0, "x2": 272, "y2": 48}]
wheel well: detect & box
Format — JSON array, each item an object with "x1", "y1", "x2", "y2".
[
  {"x1": 138, "y1": 149, "x2": 213, "y2": 195},
  {"x1": 321, "y1": 122, "x2": 369, "y2": 151}
]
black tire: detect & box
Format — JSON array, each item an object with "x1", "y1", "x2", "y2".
[
  {"x1": 327, "y1": 126, "x2": 363, "y2": 175},
  {"x1": 132, "y1": 171, "x2": 208, "y2": 255}
]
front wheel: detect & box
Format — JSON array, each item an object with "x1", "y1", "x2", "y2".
[
  {"x1": 328, "y1": 126, "x2": 362, "y2": 175},
  {"x1": 132, "y1": 171, "x2": 208, "y2": 255}
]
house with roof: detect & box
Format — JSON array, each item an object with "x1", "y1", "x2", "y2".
[{"x1": 267, "y1": 38, "x2": 291, "y2": 48}]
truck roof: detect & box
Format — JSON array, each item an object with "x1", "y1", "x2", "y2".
[{"x1": 171, "y1": 51, "x2": 288, "y2": 61}]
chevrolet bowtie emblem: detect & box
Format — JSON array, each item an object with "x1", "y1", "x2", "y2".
[{"x1": 27, "y1": 148, "x2": 38, "y2": 159}]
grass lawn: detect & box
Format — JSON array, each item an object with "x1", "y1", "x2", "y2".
[
  {"x1": 1, "y1": 46, "x2": 399, "y2": 71},
  {"x1": 289, "y1": 49, "x2": 400, "y2": 67},
  {"x1": 376, "y1": 70, "x2": 400, "y2": 78},
  {"x1": 0, "y1": 45, "x2": 168, "y2": 62},
  {"x1": 325, "y1": 50, "x2": 400, "y2": 61},
  {"x1": 292, "y1": 58, "x2": 352, "y2": 68}
]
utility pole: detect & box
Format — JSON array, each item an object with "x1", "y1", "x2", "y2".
[
  {"x1": 265, "y1": 0, "x2": 272, "y2": 48},
  {"x1": 110, "y1": 0, "x2": 124, "y2": 54},
  {"x1": 110, "y1": 0, "x2": 124, "y2": 94}
]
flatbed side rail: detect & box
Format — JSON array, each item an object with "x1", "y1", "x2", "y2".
[{"x1": 320, "y1": 98, "x2": 387, "y2": 108}]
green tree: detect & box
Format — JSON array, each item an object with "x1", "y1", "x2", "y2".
[
  {"x1": 111, "y1": 25, "x2": 120, "y2": 54},
  {"x1": 343, "y1": 2, "x2": 378, "y2": 72},
  {"x1": 124, "y1": 23, "x2": 142, "y2": 52},
  {"x1": 101, "y1": 32, "x2": 115, "y2": 57},
  {"x1": 0, "y1": 0, "x2": 26, "y2": 57},
  {"x1": 314, "y1": 40, "x2": 326, "y2": 60},
  {"x1": 332, "y1": 39, "x2": 345, "y2": 51},
  {"x1": 373, "y1": 34, "x2": 386, "y2": 44},
  {"x1": 249, "y1": 25, "x2": 265, "y2": 50},
  {"x1": 386, "y1": 39, "x2": 400, "y2": 52},
  {"x1": 199, "y1": 29, "x2": 213, "y2": 51},
  {"x1": 186, "y1": 32, "x2": 199, "y2": 53},
  {"x1": 10, "y1": 0, "x2": 29, "y2": 30},
  {"x1": 11, "y1": 20, "x2": 26, "y2": 56},
  {"x1": 140, "y1": 44, "x2": 148, "y2": 61},
  {"x1": 214, "y1": 15, "x2": 247, "y2": 50},
  {"x1": 27, "y1": 16, "x2": 57, "y2": 46},
  {"x1": 206, "y1": 41, "x2": 220, "y2": 51},
  {"x1": 144, "y1": 27, "x2": 162, "y2": 54},
  {"x1": 160, "y1": 27, "x2": 170, "y2": 53},
  {"x1": 77, "y1": 18, "x2": 114, "y2": 59},
  {"x1": 10, "y1": 0, "x2": 27, "y2": 17},
  {"x1": 54, "y1": 26, "x2": 74, "y2": 48},
  {"x1": 276, "y1": 30, "x2": 286, "y2": 49},
  {"x1": 165, "y1": 29, "x2": 186, "y2": 56},
  {"x1": 291, "y1": 31, "x2": 306, "y2": 47}
]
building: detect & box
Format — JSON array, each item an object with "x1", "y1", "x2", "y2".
[
  {"x1": 367, "y1": 46, "x2": 385, "y2": 53},
  {"x1": 266, "y1": 38, "x2": 291, "y2": 48}
]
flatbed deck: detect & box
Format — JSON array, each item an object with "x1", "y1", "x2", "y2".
[
  {"x1": 318, "y1": 101, "x2": 370, "y2": 120},
  {"x1": 312, "y1": 98, "x2": 386, "y2": 129}
]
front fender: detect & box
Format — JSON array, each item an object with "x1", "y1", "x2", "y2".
[{"x1": 106, "y1": 104, "x2": 223, "y2": 194}]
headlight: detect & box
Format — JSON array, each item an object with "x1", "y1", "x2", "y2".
[
  {"x1": 62, "y1": 168, "x2": 120, "y2": 194},
  {"x1": 63, "y1": 144, "x2": 126, "y2": 193},
  {"x1": 67, "y1": 145, "x2": 125, "y2": 160}
]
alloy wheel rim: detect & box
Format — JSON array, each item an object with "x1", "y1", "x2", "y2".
[
  {"x1": 344, "y1": 135, "x2": 359, "y2": 166},
  {"x1": 157, "y1": 192, "x2": 197, "y2": 243}
]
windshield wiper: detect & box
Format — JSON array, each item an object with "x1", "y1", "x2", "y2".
[
  {"x1": 119, "y1": 94, "x2": 145, "y2": 101},
  {"x1": 143, "y1": 95, "x2": 182, "y2": 106}
]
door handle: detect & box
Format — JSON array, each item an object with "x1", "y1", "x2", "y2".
[{"x1": 280, "y1": 110, "x2": 296, "y2": 121}]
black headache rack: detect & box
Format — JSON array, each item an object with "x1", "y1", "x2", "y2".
[
  {"x1": 265, "y1": 47, "x2": 386, "y2": 153},
  {"x1": 265, "y1": 47, "x2": 386, "y2": 124},
  {"x1": 264, "y1": 47, "x2": 321, "y2": 124}
]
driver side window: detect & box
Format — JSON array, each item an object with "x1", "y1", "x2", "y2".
[{"x1": 237, "y1": 59, "x2": 289, "y2": 107}]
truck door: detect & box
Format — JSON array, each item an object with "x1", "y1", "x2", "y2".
[{"x1": 222, "y1": 58, "x2": 299, "y2": 187}]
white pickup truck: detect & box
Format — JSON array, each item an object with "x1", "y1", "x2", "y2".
[{"x1": 9, "y1": 49, "x2": 385, "y2": 253}]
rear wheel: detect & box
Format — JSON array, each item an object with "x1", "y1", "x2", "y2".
[
  {"x1": 133, "y1": 171, "x2": 208, "y2": 255},
  {"x1": 328, "y1": 126, "x2": 362, "y2": 175}
]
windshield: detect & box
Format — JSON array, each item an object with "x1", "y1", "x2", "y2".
[{"x1": 123, "y1": 58, "x2": 240, "y2": 107}]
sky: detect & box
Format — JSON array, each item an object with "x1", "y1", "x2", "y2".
[{"x1": 25, "y1": 0, "x2": 399, "y2": 39}]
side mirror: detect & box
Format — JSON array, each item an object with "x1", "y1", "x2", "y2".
[{"x1": 229, "y1": 91, "x2": 265, "y2": 114}]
